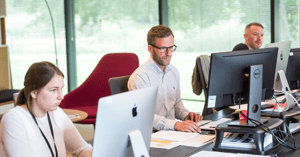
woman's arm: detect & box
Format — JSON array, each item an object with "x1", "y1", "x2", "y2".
[{"x1": 60, "y1": 110, "x2": 92, "y2": 157}]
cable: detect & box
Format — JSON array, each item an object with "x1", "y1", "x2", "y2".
[
  {"x1": 44, "y1": 0, "x2": 58, "y2": 67},
  {"x1": 286, "y1": 92, "x2": 300, "y2": 107},
  {"x1": 272, "y1": 90, "x2": 299, "y2": 110},
  {"x1": 237, "y1": 106, "x2": 298, "y2": 150},
  {"x1": 233, "y1": 101, "x2": 300, "y2": 151},
  {"x1": 265, "y1": 95, "x2": 279, "y2": 117}
]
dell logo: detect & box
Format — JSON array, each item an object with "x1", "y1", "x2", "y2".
[
  {"x1": 253, "y1": 69, "x2": 261, "y2": 79},
  {"x1": 132, "y1": 104, "x2": 137, "y2": 117}
]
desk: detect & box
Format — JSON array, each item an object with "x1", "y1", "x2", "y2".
[
  {"x1": 149, "y1": 108, "x2": 235, "y2": 157},
  {"x1": 260, "y1": 90, "x2": 300, "y2": 126},
  {"x1": 63, "y1": 109, "x2": 88, "y2": 123},
  {"x1": 261, "y1": 105, "x2": 300, "y2": 127},
  {"x1": 149, "y1": 108, "x2": 298, "y2": 157},
  {"x1": 0, "y1": 100, "x2": 13, "y2": 107}
]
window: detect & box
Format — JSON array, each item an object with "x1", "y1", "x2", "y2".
[
  {"x1": 7, "y1": 0, "x2": 290, "y2": 114},
  {"x1": 279, "y1": 0, "x2": 299, "y2": 48},
  {"x1": 169, "y1": 0, "x2": 271, "y2": 112},
  {"x1": 6, "y1": 0, "x2": 67, "y2": 92},
  {"x1": 75, "y1": 0, "x2": 159, "y2": 85}
]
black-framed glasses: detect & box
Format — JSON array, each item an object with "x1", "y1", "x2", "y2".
[{"x1": 150, "y1": 44, "x2": 177, "y2": 53}]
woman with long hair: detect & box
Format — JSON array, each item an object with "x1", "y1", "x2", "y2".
[{"x1": 0, "y1": 61, "x2": 92, "y2": 157}]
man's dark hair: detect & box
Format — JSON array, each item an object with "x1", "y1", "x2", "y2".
[{"x1": 147, "y1": 25, "x2": 174, "y2": 45}]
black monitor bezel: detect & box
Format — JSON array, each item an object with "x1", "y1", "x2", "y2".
[
  {"x1": 206, "y1": 47, "x2": 278, "y2": 109},
  {"x1": 286, "y1": 48, "x2": 300, "y2": 90}
]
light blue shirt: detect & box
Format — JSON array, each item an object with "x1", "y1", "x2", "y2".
[{"x1": 128, "y1": 57, "x2": 189, "y2": 130}]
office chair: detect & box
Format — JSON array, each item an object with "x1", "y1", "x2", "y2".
[
  {"x1": 108, "y1": 75, "x2": 130, "y2": 95},
  {"x1": 193, "y1": 55, "x2": 214, "y2": 116},
  {"x1": 193, "y1": 55, "x2": 227, "y2": 116},
  {"x1": 59, "y1": 53, "x2": 139, "y2": 126}
]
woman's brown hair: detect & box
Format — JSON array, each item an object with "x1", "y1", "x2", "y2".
[{"x1": 16, "y1": 61, "x2": 64, "y2": 109}]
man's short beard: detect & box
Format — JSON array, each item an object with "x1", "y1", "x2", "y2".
[
  {"x1": 153, "y1": 49, "x2": 169, "y2": 67},
  {"x1": 249, "y1": 42, "x2": 260, "y2": 49}
]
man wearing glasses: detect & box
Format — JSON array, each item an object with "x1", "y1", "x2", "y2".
[{"x1": 128, "y1": 25, "x2": 202, "y2": 132}]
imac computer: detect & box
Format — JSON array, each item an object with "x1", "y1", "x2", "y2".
[
  {"x1": 265, "y1": 40, "x2": 294, "y2": 109},
  {"x1": 286, "y1": 48, "x2": 300, "y2": 90},
  {"x1": 265, "y1": 40, "x2": 291, "y2": 92},
  {"x1": 92, "y1": 86, "x2": 158, "y2": 157},
  {"x1": 206, "y1": 47, "x2": 278, "y2": 127}
]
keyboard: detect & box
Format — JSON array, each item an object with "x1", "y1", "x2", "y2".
[
  {"x1": 261, "y1": 104, "x2": 274, "y2": 109},
  {"x1": 289, "y1": 123, "x2": 300, "y2": 134},
  {"x1": 197, "y1": 120, "x2": 211, "y2": 127}
]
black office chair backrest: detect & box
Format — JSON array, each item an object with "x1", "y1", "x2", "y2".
[{"x1": 108, "y1": 75, "x2": 130, "y2": 95}]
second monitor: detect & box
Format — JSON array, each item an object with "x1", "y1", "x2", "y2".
[
  {"x1": 265, "y1": 40, "x2": 291, "y2": 92},
  {"x1": 286, "y1": 48, "x2": 300, "y2": 90},
  {"x1": 206, "y1": 47, "x2": 278, "y2": 126}
]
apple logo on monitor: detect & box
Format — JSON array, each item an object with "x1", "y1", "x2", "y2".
[{"x1": 132, "y1": 104, "x2": 137, "y2": 117}]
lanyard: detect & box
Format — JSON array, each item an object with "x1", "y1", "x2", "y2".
[{"x1": 29, "y1": 111, "x2": 58, "y2": 157}]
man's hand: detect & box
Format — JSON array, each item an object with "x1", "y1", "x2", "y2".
[
  {"x1": 174, "y1": 120, "x2": 201, "y2": 133},
  {"x1": 184, "y1": 112, "x2": 203, "y2": 122}
]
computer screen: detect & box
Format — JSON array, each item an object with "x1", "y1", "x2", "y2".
[
  {"x1": 92, "y1": 86, "x2": 158, "y2": 157},
  {"x1": 286, "y1": 48, "x2": 300, "y2": 90},
  {"x1": 206, "y1": 47, "x2": 278, "y2": 109},
  {"x1": 265, "y1": 40, "x2": 291, "y2": 91}
]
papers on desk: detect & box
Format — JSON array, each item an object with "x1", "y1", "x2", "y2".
[
  {"x1": 180, "y1": 133, "x2": 215, "y2": 147},
  {"x1": 229, "y1": 104, "x2": 248, "y2": 110},
  {"x1": 150, "y1": 139, "x2": 180, "y2": 149},
  {"x1": 190, "y1": 150, "x2": 271, "y2": 157},
  {"x1": 261, "y1": 103, "x2": 287, "y2": 113},
  {"x1": 151, "y1": 130, "x2": 199, "y2": 142},
  {"x1": 150, "y1": 131, "x2": 215, "y2": 149},
  {"x1": 151, "y1": 119, "x2": 233, "y2": 149}
]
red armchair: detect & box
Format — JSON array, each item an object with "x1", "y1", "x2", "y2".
[{"x1": 59, "y1": 53, "x2": 139, "y2": 125}]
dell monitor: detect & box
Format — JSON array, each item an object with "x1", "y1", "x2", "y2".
[
  {"x1": 286, "y1": 48, "x2": 300, "y2": 90},
  {"x1": 206, "y1": 47, "x2": 278, "y2": 127},
  {"x1": 92, "y1": 86, "x2": 158, "y2": 157}
]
